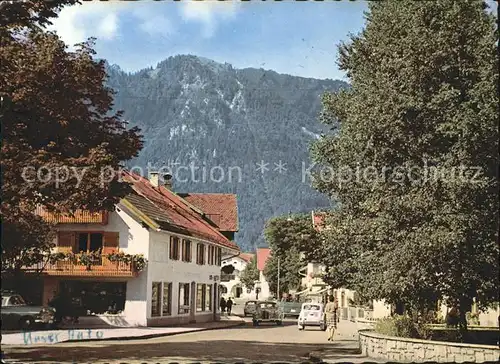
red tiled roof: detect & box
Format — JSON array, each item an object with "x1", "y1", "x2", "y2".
[
  {"x1": 121, "y1": 171, "x2": 239, "y2": 252},
  {"x1": 178, "y1": 193, "x2": 238, "y2": 232},
  {"x1": 256, "y1": 248, "x2": 271, "y2": 271},
  {"x1": 312, "y1": 211, "x2": 328, "y2": 232},
  {"x1": 239, "y1": 253, "x2": 255, "y2": 263}
]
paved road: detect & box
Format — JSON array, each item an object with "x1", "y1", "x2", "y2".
[{"x1": 2, "y1": 318, "x2": 361, "y2": 363}]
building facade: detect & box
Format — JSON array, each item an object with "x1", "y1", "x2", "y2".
[
  {"x1": 220, "y1": 253, "x2": 255, "y2": 299},
  {"x1": 23, "y1": 171, "x2": 239, "y2": 326}
]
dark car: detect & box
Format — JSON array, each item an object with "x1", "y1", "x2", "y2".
[
  {"x1": 243, "y1": 300, "x2": 258, "y2": 317},
  {"x1": 1, "y1": 291, "x2": 56, "y2": 330},
  {"x1": 252, "y1": 301, "x2": 283, "y2": 326}
]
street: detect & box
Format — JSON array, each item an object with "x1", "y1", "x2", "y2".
[{"x1": 2, "y1": 306, "x2": 362, "y2": 364}]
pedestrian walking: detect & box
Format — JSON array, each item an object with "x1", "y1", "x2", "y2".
[
  {"x1": 226, "y1": 298, "x2": 233, "y2": 315},
  {"x1": 325, "y1": 295, "x2": 339, "y2": 341},
  {"x1": 220, "y1": 297, "x2": 227, "y2": 313}
]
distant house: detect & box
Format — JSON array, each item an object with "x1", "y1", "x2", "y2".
[
  {"x1": 256, "y1": 248, "x2": 272, "y2": 300},
  {"x1": 21, "y1": 171, "x2": 239, "y2": 327},
  {"x1": 220, "y1": 253, "x2": 255, "y2": 299}
]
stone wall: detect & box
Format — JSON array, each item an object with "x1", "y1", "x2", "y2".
[{"x1": 359, "y1": 330, "x2": 500, "y2": 363}]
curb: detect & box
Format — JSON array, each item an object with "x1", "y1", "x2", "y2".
[
  {"x1": 2, "y1": 320, "x2": 246, "y2": 346},
  {"x1": 65, "y1": 320, "x2": 247, "y2": 343}
]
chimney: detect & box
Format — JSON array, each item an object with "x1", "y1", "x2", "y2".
[
  {"x1": 163, "y1": 173, "x2": 173, "y2": 190},
  {"x1": 149, "y1": 171, "x2": 159, "y2": 187}
]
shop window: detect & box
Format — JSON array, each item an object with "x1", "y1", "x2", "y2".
[
  {"x1": 170, "y1": 236, "x2": 180, "y2": 260},
  {"x1": 205, "y1": 285, "x2": 212, "y2": 311},
  {"x1": 162, "y1": 282, "x2": 172, "y2": 316},
  {"x1": 178, "y1": 283, "x2": 190, "y2": 314},
  {"x1": 196, "y1": 244, "x2": 205, "y2": 265},
  {"x1": 197, "y1": 284, "x2": 206, "y2": 312},
  {"x1": 182, "y1": 239, "x2": 191, "y2": 262}
]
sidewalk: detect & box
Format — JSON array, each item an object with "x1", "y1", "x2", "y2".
[
  {"x1": 308, "y1": 319, "x2": 386, "y2": 363},
  {"x1": 1, "y1": 316, "x2": 245, "y2": 346}
]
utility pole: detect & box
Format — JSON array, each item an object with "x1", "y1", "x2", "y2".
[{"x1": 277, "y1": 256, "x2": 280, "y2": 301}]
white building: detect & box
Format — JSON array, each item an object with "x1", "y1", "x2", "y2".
[
  {"x1": 220, "y1": 253, "x2": 255, "y2": 299},
  {"x1": 27, "y1": 171, "x2": 239, "y2": 326}
]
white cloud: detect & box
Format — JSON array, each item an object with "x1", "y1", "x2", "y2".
[
  {"x1": 132, "y1": 7, "x2": 174, "y2": 37},
  {"x1": 49, "y1": 2, "x2": 125, "y2": 47},
  {"x1": 180, "y1": 0, "x2": 239, "y2": 38},
  {"x1": 97, "y1": 13, "x2": 119, "y2": 40}
]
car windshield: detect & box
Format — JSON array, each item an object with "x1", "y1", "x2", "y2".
[
  {"x1": 246, "y1": 301, "x2": 256, "y2": 305},
  {"x1": 303, "y1": 304, "x2": 321, "y2": 311},
  {"x1": 7, "y1": 295, "x2": 26, "y2": 306},
  {"x1": 260, "y1": 302, "x2": 275, "y2": 308}
]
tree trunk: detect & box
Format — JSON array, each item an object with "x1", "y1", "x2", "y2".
[{"x1": 458, "y1": 299, "x2": 469, "y2": 342}]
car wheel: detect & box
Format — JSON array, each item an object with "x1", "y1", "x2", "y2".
[
  {"x1": 19, "y1": 316, "x2": 34, "y2": 330},
  {"x1": 320, "y1": 323, "x2": 327, "y2": 331},
  {"x1": 276, "y1": 321, "x2": 282, "y2": 326}
]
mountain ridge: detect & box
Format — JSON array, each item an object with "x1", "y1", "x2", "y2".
[{"x1": 105, "y1": 54, "x2": 346, "y2": 252}]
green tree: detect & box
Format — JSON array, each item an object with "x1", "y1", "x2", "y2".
[
  {"x1": 1, "y1": 1, "x2": 143, "y2": 273},
  {"x1": 262, "y1": 214, "x2": 320, "y2": 297},
  {"x1": 239, "y1": 256, "x2": 259, "y2": 290},
  {"x1": 311, "y1": 0, "x2": 498, "y2": 339}
]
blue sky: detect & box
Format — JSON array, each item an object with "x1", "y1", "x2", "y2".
[{"x1": 49, "y1": 0, "x2": 369, "y2": 80}]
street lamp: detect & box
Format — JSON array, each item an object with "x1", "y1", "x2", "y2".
[{"x1": 277, "y1": 256, "x2": 281, "y2": 301}]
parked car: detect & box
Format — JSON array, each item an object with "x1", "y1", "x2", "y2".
[
  {"x1": 252, "y1": 301, "x2": 283, "y2": 326},
  {"x1": 297, "y1": 302, "x2": 326, "y2": 331},
  {"x1": 277, "y1": 300, "x2": 302, "y2": 318},
  {"x1": 1, "y1": 291, "x2": 56, "y2": 330},
  {"x1": 243, "y1": 300, "x2": 258, "y2": 317}
]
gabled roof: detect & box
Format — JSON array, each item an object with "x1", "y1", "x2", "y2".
[
  {"x1": 178, "y1": 193, "x2": 239, "y2": 232},
  {"x1": 121, "y1": 171, "x2": 239, "y2": 252},
  {"x1": 239, "y1": 253, "x2": 255, "y2": 263},
  {"x1": 256, "y1": 248, "x2": 271, "y2": 271}
]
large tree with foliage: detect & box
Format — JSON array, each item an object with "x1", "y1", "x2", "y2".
[
  {"x1": 262, "y1": 214, "x2": 320, "y2": 297},
  {"x1": 1, "y1": 1, "x2": 143, "y2": 273},
  {"x1": 239, "y1": 256, "x2": 260, "y2": 290},
  {"x1": 311, "y1": 0, "x2": 498, "y2": 337}
]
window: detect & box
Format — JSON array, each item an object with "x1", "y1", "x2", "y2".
[
  {"x1": 77, "y1": 232, "x2": 103, "y2": 253},
  {"x1": 196, "y1": 243, "x2": 205, "y2": 265},
  {"x1": 151, "y1": 282, "x2": 161, "y2": 317},
  {"x1": 182, "y1": 239, "x2": 191, "y2": 262},
  {"x1": 216, "y1": 247, "x2": 222, "y2": 266},
  {"x1": 197, "y1": 284, "x2": 206, "y2": 312},
  {"x1": 178, "y1": 283, "x2": 190, "y2": 314},
  {"x1": 205, "y1": 285, "x2": 212, "y2": 311},
  {"x1": 162, "y1": 282, "x2": 172, "y2": 316},
  {"x1": 208, "y1": 246, "x2": 215, "y2": 265},
  {"x1": 170, "y1": 236, "x2": 180, "y2": 260}
]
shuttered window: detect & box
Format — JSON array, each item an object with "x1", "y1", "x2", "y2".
[
  {"x1": 170, "y1": 236, "x2": 180, "y2": 260},
  {"x1": 196, "y1": 243, "x2": 205, "y2": 265}
]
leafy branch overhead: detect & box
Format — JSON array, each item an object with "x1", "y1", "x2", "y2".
[
  {"x1": 1, "y1": 1, "x2": 143, "y2": 273},
  {"x1": 311, "y1": 0, "x2": 499, "y2": 337}
]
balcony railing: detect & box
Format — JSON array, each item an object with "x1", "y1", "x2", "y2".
[
  {"x1": 35, "y1": 206, "x2": 109, "y2": 224},
  {"x1": 23, "y1": 254, "x2": 137, "y2": 278},
  {"x1": 220, "y1": 274, "x2": 236, "y2": 282}
]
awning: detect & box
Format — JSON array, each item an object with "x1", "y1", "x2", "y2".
[
  {"x1": 306, "y1": 287, "x2": 328, "y2": 295},
  {"x1": 295, "y1": 287, "x2": 311, "y2": 296}
]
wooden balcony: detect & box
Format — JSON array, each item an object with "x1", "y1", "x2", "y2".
[
  {"x1": 23, "y1": 254, "x2": 137, "y2": 278},
  {"x1": 220, "y1": 274, "x2": 236, "y2": 282},
  {"x1": 35, "y1": 206, "x2": 109, "y2": 225}
]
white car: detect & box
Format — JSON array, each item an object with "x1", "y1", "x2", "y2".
[{"x1": 297, "y1": 302, "x2": 326, "y2": 331}]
